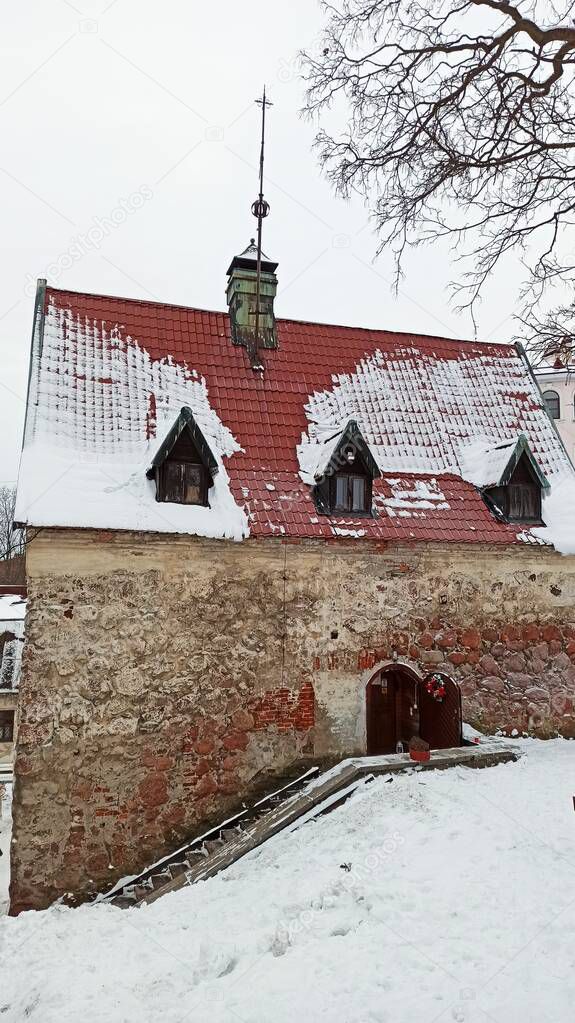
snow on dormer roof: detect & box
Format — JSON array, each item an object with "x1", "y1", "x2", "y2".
[{"x1": 459, "y1": 435, "x2": 549, "y2": 490}]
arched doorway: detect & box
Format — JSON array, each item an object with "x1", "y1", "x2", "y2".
[
  {"x1": 366, "y1": 666, "x2": 462, "y2": 754},
  {"x1": 366, "y1": 666, "x2": 420, "y2": 755}
]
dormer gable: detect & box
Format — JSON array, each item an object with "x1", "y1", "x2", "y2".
[
  {"x1": 146, "y1": 407, "x2": 218, "y2": 506},
  {"x1": 470, "y1": 435, "x2": 549, "y2": 525},
  {"x1": 312, "y1": 420, "x2": 381, "y2": 516}
]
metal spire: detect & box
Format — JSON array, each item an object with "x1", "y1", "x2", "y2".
[{"x1": 252, "y1": 86, "x2": 272, "y2": 344}]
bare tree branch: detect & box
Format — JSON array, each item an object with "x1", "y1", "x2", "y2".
[
  {"x1": 0, "y1": 486, "x2": 24, "y2": 562},
  {"x1": 302, "y1": 0, "x2": 575, "y2": 363}
]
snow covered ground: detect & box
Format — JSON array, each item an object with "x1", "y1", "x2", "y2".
[{"x1": 0, "y1": 740, "x2": 573, "y2": 1022}]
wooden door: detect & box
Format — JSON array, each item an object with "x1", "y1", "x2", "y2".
[
  {"x1": 366, "y1": 672, "x2": 396, "y2": 754},
  {"x1": 419, "y1": 673, "x2": 462, "y2": 749},
  {"x1": 367, "y1": 670, "x2": 419, "y2": 754}
]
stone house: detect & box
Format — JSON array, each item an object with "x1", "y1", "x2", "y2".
[
  {"x1": 0, "y1": 587, "x2": 26, "y2": 766},
  {"x1": 10, "y1": 243, "x2": 575, "y2": 913}
]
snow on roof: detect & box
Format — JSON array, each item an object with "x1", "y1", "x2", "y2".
[
  {"x1": 0, "y1": 594, "x2": 26, "y2": 622},
  {"x1": 15, "y1": 299, "x2": 248, "y2": 541},
  {"x1": 459, "y1": 437, "x2": 517, "y2": 488},
  {"x1": 297, "y1": 423, "x2": 347, "y2": 485},
  {"x1": 532, "y1": 475, "x2": 575, "y2": 554},
  {"x1": 376, "y1": 479, "x2": 450, "y2": 519},
  {"x1": 299, "y1": 346, "x2": 567, "y2": 480},
  {"x1": 458, "y1": 435, "x2": 536, "y2": 489},
  {"x1": 14, "y1": 285, "x2": 575, "y2": 550}
]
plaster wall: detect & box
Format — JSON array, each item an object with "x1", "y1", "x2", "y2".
[{"x1": 535, "y1": 368, "x2": 575, "y2": 463}]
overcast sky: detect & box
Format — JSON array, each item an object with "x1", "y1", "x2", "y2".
[{"x1": 0, "y1": 1, "x2": 524, "y2": 484}]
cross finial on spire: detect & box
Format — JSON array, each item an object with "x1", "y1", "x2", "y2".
[{"x1": 252, "y1": 86, "x2": 272, "y2": 347}]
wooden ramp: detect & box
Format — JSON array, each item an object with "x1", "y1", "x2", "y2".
[{"x1": 104, "y1": 741, "x2": 518, "y2": 910}]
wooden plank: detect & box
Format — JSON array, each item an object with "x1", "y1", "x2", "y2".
[
  {"x1": 138, "y1": 763, "x2": 363, "y2": 907},
  {"x1": 135, "y1": 743, "x2": 518, "y2": 909}
]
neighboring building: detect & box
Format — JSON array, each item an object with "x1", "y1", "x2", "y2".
[
  {"x1": 9, "y1": 246, "x2": 575, "y2": 913},
  {"x1": 0, "y1": 588, "x2": 26, "y2": 766},
  {"x1": 0, "y1": 556, "x2": 25, "y2": 586},
  {"x1": 535, "y1": 364, "x2": 575, "y2": 465}
]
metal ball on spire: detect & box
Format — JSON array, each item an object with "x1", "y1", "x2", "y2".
[{"x1": 251, "y1": 198, "x2": 270, "y2": 219}]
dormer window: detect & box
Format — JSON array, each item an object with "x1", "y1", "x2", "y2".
[
  {"x1": 159, "y1": 462, "x2": 209, "y2": 506},
  {"x1": 313, "y1": 420, "x2": 380, "y2": 517},
  {"x1": 480, "y1": 436, "x2": 548, "y2": 526},
  {"x1": 486, "y1": 480, "x2": 542, "y2": 524},
  {"x1": 332, "y1": 471, "x2": 371, "y2": 513},
  {"x1": 146, "y1": 407, "x2": 218, "y2": 507}
]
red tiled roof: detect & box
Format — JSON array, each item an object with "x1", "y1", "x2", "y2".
[{"x1": 18, "y1": 285, "x2": 571, "y2": 546}]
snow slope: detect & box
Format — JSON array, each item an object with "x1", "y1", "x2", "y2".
[{"x1": 0, "y1": 740, "x2": 573, "y2": 1022}]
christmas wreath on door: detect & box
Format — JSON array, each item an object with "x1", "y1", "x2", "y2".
[{"x1": 424, "y1": 673, "x2": 447, "y2": 702}]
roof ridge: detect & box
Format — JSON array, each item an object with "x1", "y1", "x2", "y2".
[{"x1": 44, "y1": 285, "x2": 515, "y2": 351}]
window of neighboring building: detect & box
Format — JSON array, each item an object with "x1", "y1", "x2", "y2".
[
  {"x1": 0, "y1": 710, "x2": 14, "y2": 742},
  {"x1": 543, "y1": 390, "x2": 560, "y2": 420}
]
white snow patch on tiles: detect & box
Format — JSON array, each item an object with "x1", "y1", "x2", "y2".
[
  {"x1": 375, "y1": 478, "x2": 450, "y2": 518},
  {"x1": 15, "y1": 302, "x2": 248, "y2": 541},
  {"x1": 298, "y1": 347, "x2": 571, "y2": 480},
  {"x1": 268, "y1": 523, "x2": 286, "y2": 535},
  {"x1": 384, "y1": 498, "x2": 446, "y2": 511},
  {"x1": 331, "y1": 526, "x2": 367, "y2": 538},
  {"x1": 385, "y1": 479, "x2": 447, "y2": 503}
]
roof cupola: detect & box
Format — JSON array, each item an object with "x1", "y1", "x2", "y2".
[{"x1": 226, "y1": 239, "x2": 278, "y2": 356}]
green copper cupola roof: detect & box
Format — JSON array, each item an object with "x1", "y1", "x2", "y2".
[{"x1": 226, "y1": 238, "x2": 278, "y2": 276}]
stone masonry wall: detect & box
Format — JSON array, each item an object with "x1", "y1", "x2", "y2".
[{"x1": 10, "y1": 530, "x2": 575, "y2": 913}]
